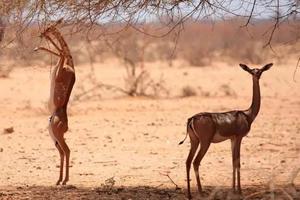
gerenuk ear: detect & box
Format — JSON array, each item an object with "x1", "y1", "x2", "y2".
[
  {"x1": 261, "y1": 63, "x2": 273, "y2": 72},
  {"x1": 239, "y1": 64, "x2": 252, "y2": 73}
]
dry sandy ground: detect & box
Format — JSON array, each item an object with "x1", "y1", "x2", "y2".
[{"x1": 0, "y1": 61, "x2": 300, "y2": 199}]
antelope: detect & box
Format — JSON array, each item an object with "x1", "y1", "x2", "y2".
[
  {"x1": 34, "y1": 19, "x2": 75, "y2": 185},
  {"x1": 179, "y1": 63, "x2": 273, "y2": 199}
]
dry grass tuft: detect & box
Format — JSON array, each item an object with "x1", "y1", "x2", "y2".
[{"x1": 181, "y1": 85, "x2": 197, "y2": 97}]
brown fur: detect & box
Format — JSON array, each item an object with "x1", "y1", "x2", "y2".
[
  {"x1": 181, "y1": 63, "x2": 273, "y2": 199},
  {"x1": 35, "y1": 20, "x2": 75, "y2": 185}
]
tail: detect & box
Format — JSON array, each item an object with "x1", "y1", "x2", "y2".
[
  {"x1": 178, "y1": 132, "x2": 188, "y2": 145},
  {"x1": 178, "y1": 118, "x2": 192, "y2": 145}
]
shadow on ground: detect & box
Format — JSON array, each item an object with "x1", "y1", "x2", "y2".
[{"x1": 0, "y1": 185, "x2": 299, "y2": 200}]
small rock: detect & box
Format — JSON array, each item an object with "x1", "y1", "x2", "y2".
[
  {"x1": 105, "y1": 136, "x2": 112, "y2": 140},
  {"x1": 147, "y1": 122, "x2": 155, "y2": 126},
  {"x1": 3, "y1": 127, "x2": 14, "y2": 134}
]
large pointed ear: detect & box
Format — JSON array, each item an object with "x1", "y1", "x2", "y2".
[
  {"x1": 261, "y1": 63, "x2": 273, "y2": 72},
  {"x1": 239, "y1": 64, "x2": 252, "y2": 73}
]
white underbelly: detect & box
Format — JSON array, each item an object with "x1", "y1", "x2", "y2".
[
  {"x1": 48, "y1": 97, "x2": 56, "y2": 114},
  {"x1": 48, "y1": 98, "x2": 55, "y2": 113},
  {"x1": 212, "y1": 132, "x2": 230, "y2": 143}
]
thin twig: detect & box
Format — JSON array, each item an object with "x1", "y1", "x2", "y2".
[
  {"x1": 244, "y1": 190, "x2": 269, "y2": 200},
  {"x1": 263, "y1": 0, "x2": 280, "y2": 48},
  {"x1": 154, "y1": 184, "x2": 164, "y2": 189},
  {"x1": 34, "y1": 47, "x2": 60, "y2": 57},
  {"x1": 279, "y1": 188, "x2": 293, "y2": 200},
  {"x1": 159, "y1": 172, "x2": 181, "y2": 190},
  {"x1": 242, "y1": 0, "x2": 257, "y2": 27},
  {"x1": 293, "y1": 56, "x2": 300, "y2": 82}
]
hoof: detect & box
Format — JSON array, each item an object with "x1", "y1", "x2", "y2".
[
  {"x1": 187, "y1": 194, "x2": 192, "y2": 200},
  {"x1": 228, "y1": 190, "x2": 243, "y2": 200},
  {"x1": 236, "y1": 188, "x2": 242, "y2": 196},
  {"x1": 56, "y1": 180, "x2": 62, "y2": 185},
  {"x1": 62, "y1": 179, "x2": 68, "y2": 185}
]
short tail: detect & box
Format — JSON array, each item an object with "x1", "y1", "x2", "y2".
[
  {"x1": 178, "y1": 118, "x2": 192, "y2": 145},
  {"x1": 178, "y1": 132, "x2": 188, "y2": 145}
]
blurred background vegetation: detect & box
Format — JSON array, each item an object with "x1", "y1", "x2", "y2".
[{"x1": 0, "y1": 0, "x2": 299, "y2": 66}]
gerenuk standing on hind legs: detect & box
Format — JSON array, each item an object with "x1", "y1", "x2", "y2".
[
  {"x1": 179, "y1": 63, "x2": 273, "y2": 199},
  {"x1": 34, "y1": 19, "x2": 75, "y2": 185}
]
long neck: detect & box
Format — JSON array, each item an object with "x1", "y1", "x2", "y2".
[
  {"x1": 245, "y1": 76, "x2": 261, "y2": 123},
  {"x1": 51, "y1": 27, "x2": 74, "y2": 68}
]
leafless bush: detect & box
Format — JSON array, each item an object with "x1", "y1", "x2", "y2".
[
  {"x1": 0, "y1": 64, "x2": 13, "y2": 78},
  {"x1": 103, "y1": 33, "x2": 169, "y2": 98},
  {"x1": 176, "y1": 20, "x2": 300, "y2": 66},
  {"x1": 2, "y1": 0, "x2": 299, "y2": 46},
  {"x1": 0, "y1": 0, "x2": 298, "y2": 68},
  {"x1": 219, "y1": 84, "x2": 237, "y2": 97},
  {"x1": 181, "y1": 85, "x2": 197, "y2": 97},
  {"x1": 72, "y1": 31, "x2": 170, "y2": 100},
  {"x1": 178, "y1": 23, "x2": 214, "y2": 67},
  {"x1": 73, "y1": 69, "x2": 169, "y2": 100},
  {"x1": 1, "y1": 18, "x2": 300, "y2": 67}
]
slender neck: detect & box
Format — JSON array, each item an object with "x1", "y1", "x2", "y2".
[
  {"x1": 245, "y1": 76, "x2": 261, "y2": 123},
  {"x1": 49, "y1": 27, "x2": 74, "y2": 69}
]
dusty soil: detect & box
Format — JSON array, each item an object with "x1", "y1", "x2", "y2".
[{"x1": 0, "y1": 61, "x2": 299, "y2": 199}]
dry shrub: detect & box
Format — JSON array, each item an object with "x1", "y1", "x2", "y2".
[
  {"x1": 176, "y1": 19, "x2": 299, "y2": 66},
  {"x1": 1, "y1": 18, "x2": 299, "y2": 67},
  {"x1": 178, "y1": 22, "x2": 214, "y2": 67},
  {"x1": 123, "y1": 69, "x2": 169, "y2": 97},
  {"x1": 102, "y1": 29, "x2": 170, "y2": 98},
  {"x1": 181, "y1": 85, "x2": 197, "y2": 97},
  {"x1": 219, "y1": 84, "x2": 236, "y2": 97},
  {"x1": 72, "y1": 28, "x2": 170, "y2": 99},
  {"x1": 0, "y1": 64, "x2": 13, "y2": 78}
]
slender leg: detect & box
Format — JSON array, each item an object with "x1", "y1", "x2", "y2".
[
  {"x1": 51, "y1": 116, "x2": 70, "y2": 186},
  {"x1": 186, "y1": 135, "x2": 199, "y2": 199},
  {"x1": 231, "y1": 138, "x2": 236, "y2": 192},
  {"x1": 55, "y1": 142, "x2": 64, "y2": 185},
  {"x1": 288, "y1": 168, "x2": 300, "y2": 186},
  {"x1": 193, "y1": 141, "x2": 211, "y2": 193},
  {"x1": 236, "y1": 138, "x2": 243, "y2": 194},
  {"x1": 56, "y1": 138, "x2": 70, "y2": 185},
  {"x1": 49, "y1": 120, "x2": 65, "y2": 186}
]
